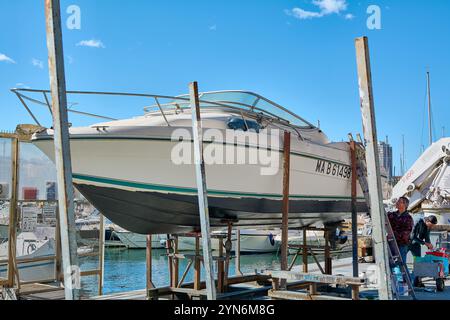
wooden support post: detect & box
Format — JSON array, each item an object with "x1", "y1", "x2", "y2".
[
  {"x1": 309, "y1": 283, "x2": 317, "y2": 296},
  {"x1": 302, "y1": 228, "x2": 308, "y2": 273},
  {"x1": 172, "y1": 235, "x2": 179, "y2": 288},
  {"x1": 223, "y1": 222, "x2": 232, "y2": 289},
  {"x1": 194, "y1": 235, "x2": 201, "y2": 291},
  {"x1": 146, "y1": 235, "x2": 154, "y2": 296},
  {"x1": 98, "y1": 213, "x2": 105, "y2": 296},
  {"x1": 55, "y1": 211, "x2": 62, "y2": 281},
  {"x1": 350, "y1": 141, "x2": 359, "y2": 277},
  {"x1": 189, "y1": 81, "x2": 217, "y2": 300},
  {"x1": 45, "y1": 0, "x2": 79, "y2": 300},
  {"x1": 351, "y1": 284, "x2": 360, "y2": 300},
  {"x1": 166, "y1": 236, "x2": 174, "y2": 287},
  {"x1": 355, "y1": 36, "x2": 392, "y2": 300},
  {"x1": 235, "y1": 229, "x2": 243, "y2": 276},
  {"x1": 281, "y1": 131, "x2": 291, "y2": 289},
  {"x1": 7, "y1": 138, "x2": 19, "y2": 288},
  {"x1": 217, "y1": 238, "x2": 224, "y2": 293},
  {"x1": 324, "y1": 230, "x2": 332, "y2": 275}
]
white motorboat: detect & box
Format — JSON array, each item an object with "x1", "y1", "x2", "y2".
[
  {"x1": 113, "y1": 230, "x2": 166, "y2": 249},
  {"x1": 390, "y1": 138, "x2": 450, "y2": 223},
  {"x1": 162, "y1": 229, "x2": 280, "y2": 253},
  {"x1": 15, "y1": 89, "x2": 368, "y2": 234},
  {"x1": 0, "y1": 231, "x2": 55, "y2": 282}
]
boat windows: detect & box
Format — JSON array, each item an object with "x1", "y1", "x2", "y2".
[{"x1": 227, "y1": 117, "x2": 261, "y2": 133}]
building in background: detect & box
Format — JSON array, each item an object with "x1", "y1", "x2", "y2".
[{"x1": 378, "y1": 137, "x2": 393, "y2": 181}]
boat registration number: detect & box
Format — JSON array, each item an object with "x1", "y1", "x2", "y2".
[{"x1": 315, "y1": 160, "x2": 351, "y2": 179}]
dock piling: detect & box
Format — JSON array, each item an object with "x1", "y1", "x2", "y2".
[
  {"x1": 354, "y1": 36, "x2": 392, "y2": 300},
  {"x1": 280, "y1": 131, "x2": 291, "y2": 288},
  {"x1": 189, "y1": 81, "x2": 217, "y2": 300},
  {"x1": 349, "y1": 140, "x2": 359, "y2": 277},
  {"x1": 45, "y1": 0, "x2": 80, "y2": 300},
  {"x1": 6, "y1": 137, "x2": 19, "y2": 289}
]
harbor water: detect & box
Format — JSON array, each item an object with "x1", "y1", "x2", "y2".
[{"x1": 79, "y1": 247, "x2": 352, "y2": 297}]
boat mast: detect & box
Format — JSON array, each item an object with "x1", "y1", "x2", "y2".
[
  {"x1": 402, "y1": 134, "x2": 405, "y2": 175},
  {"x1": 427, "y1": 71, "x2": 433, "y2": 146}
]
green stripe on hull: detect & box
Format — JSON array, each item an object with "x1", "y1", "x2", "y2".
[{"x1": 73, "y1": 173, "x2": 365, "y2": 201}]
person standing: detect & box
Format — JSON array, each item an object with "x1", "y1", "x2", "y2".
[
  {"x1": 409, "y1": 215, "x2": 438, "y2": 257},
  {"x1": 388, "y1": 197, "x2": 414, "y2": 264},
  {"x1": 409, "y1": 215, "x2": 438, "y2": 286}
]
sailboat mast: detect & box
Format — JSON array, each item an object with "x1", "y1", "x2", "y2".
[{"x1": 427, "y1": 71, "x2": 433, "y2": 145}]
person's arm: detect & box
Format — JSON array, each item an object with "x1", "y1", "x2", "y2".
[
  {"x1": 424, "y1": 226, "x2": 433, "y2": 249},
  {"x1": 410, "y1": 222, "x2": 424, "y2": 245}
]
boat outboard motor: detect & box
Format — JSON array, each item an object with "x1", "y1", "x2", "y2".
[{"x1": 324, "y1": 223, "x2": 348, "y2": 249}]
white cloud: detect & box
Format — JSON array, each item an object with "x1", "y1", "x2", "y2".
[
  {"x1": 0, "y1": 53, "x2": 16, "y2": 64},
  {"x1": 76, "y1": 39, "x2": 105, "y2": 48},
  {"x1": 345, "y1": 13, "x2": 355, "y2": 20},
  {"x1": 313, "y1": 0, "x2": 347, "y2": 14},
  {"x1": 286, "y1": 0, "x2": 350, "y2": 20},
  {"x1": 32, "y1": 58, "x2": 44, "y2": 69},
  {"x1": 67, "y1": 55, "x2": 74, "y2": 64},
  {"x1": 286, "y1": 8, "x2": 323, "y2": 19},
  {"x1": 209, "y1": 24, "x2": 217, "y2": 31}
]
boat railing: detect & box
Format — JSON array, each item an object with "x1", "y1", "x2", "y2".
[{"x1": 10, "y1": 88, "x2": 314, "y2": 137}]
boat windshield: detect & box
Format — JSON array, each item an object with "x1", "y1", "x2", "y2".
[{"x1": 144, "y1": 91, "x2": 315, "y2": 129}]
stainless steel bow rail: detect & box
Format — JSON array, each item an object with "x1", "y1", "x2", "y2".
[{"x1": 10, "y1": 88, "x2": 315, "y2": 139}]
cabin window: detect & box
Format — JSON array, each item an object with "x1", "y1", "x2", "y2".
[{"x1": 227, "y1": 117, "x2": 261, "y2": 133}]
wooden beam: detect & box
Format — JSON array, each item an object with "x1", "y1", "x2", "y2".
[
  {"x1": 302, "y1": 228, "x2": 308, "y2": 273},
  {"x1": 98, "y1": 214, "x2": 105, "y2": 296},
  {"x1": 194, "y1": 235, "x2": 201, "y2": 291},
  {"x1": 350, "y1": 141, "x2": 359, "y2": 277},
  {"x1": 235, "y1": 229, "x2": 243, "y2": 276},
  {"x1": 146, "y1": 235, "x2": 154, "y2": 293},
  {"x1": 172, "y1": 235, "x2": 179, "y2": 288},
  {"x1": 45, "y1": 0, "x2": 79, "y2": 300},
  {"x1": 268, "y1": 289, "x2": 351, "y2": 301},
  {"x1": 355, "y1": 36, "x2": 392, "y2": 300},
  {"x1": 281, "y1": 131, "x2": 291, "y2": 288},
  {"x1": 267, "y1": 270, "x2": 364, "y2": 286},
  {"x1": 7, "y1": 138, "x2": 19, "y2": 288},
  {"x1": 189, "y1": 81, "x2": 217, "y2": 300}
]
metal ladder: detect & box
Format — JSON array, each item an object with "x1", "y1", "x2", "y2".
[
  {"x1": 351, "y1": 139, "x2": 416, "y2": 299},
  {"x1": 384, "y1": 213, "x2": 417, "y2": 299}
]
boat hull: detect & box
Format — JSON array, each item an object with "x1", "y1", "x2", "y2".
[
  {"x1": 33, "y1": 131, "x2": 368, "y2": 234},
  {"x1": 75, "y1": 182, "x2": 365, "y2": 234}
]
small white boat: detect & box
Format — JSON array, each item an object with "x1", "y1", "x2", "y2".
[
  {"x1": 274, "y1": 230, "x2": 325, "y2": 255},
  {"x1": 113, "y1": 230, "x2": 166, "y2": 249},
  {"x1": 0, "y1": 231, "x2": 55, "y2": 282},
  {"x1": 162, "y1": 229, "x2": 280, "y2": 253}
]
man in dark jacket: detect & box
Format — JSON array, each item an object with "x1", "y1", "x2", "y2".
[
  {"x1": 409, "y1": 215, "x2": 438, "y2": 257},
  {"x1": 409, "y1": 215, "x2": 438, "y2": 287},
  {"x1": 388, "y1": 197, "x2": 414, "y2": 264}
]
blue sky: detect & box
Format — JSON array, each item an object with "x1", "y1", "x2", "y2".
[{"x1": 0, "y1": 0, "x2": 449, "y2": 174}]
